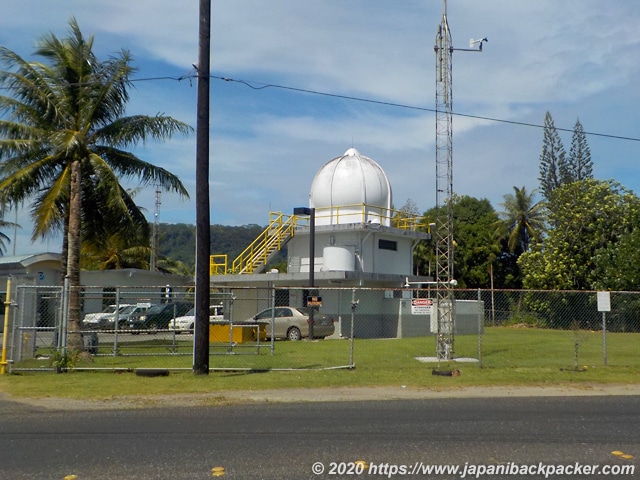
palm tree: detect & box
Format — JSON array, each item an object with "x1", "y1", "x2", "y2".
[
  {"x1": 0, "y1": 213, "x2": 17, "y2": 255},
  {"x1": 81, "y1": 230, "x2": 152, "y2": 270},
  {"x1": 157, "y1": 258, "x2": 194, "y2": 277},
  {"x1": 0, "y1": 19, "x2": 191, "y2": 350},
  {"x1": 81, "y1": 187, "x2": 152, "y2": 270},
  {"x1": 496, "y1": 186, "x2": 546, "y2": 254}
]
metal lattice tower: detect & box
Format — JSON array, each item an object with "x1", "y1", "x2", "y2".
[
  {"x1": 434, "y1": 0, "x2": 455, "y2": 361},
  {"x1": 433, "y1": 0, "x2": 486, "y2": 361}
]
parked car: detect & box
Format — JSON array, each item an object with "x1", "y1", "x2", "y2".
[
  {"x1": 247, "y1": 306, "x2": 334, "y2": 340},
  {"x1": 96, "y1": 303, "x2": 152, "y2": 330},
  {"x1": 168, "y1": 304, "x2": 224, "y2": 333},
  {"x1": 84, "y1": 304, "x2": 133, "y2": 329},
  {"x1": 127, "y1": 302, "x2": 193, "y2": 331}
]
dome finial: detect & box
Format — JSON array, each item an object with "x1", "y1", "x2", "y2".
[{"x1": 344, "y1": 147, "x2": 359, "y2": 157}]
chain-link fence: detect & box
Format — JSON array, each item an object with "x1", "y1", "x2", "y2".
[{"x1": 3, "y1": 285, "x2": 639, "y2": 372}]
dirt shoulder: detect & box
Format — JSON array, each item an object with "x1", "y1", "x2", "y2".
[{"x1": 3, "y1": 383, "x2": 640, "y2": 411}]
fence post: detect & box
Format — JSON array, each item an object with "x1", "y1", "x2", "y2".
[
  {"x1": 477, "y1": 288, "x2": 483, "y2": 369},
  {"x1": 113, "y1": 287, "x2": 120, "y2": 357},
  {"x1": 270, "y1": 286, "x2": 276, "y2": 356},
  {"x1": 60, "y1": 276, "x2": 70, "y2": 356},
  {"x1": 0, "y1": 277, "x2": 12, "y2": 375},
  {"x1": 602, "y1": 311, "x2": 607, "y2": 366},
  {"x1": 350, "y1": 288, "x2": 358, "y2": 369}
]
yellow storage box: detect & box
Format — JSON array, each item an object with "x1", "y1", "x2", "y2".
[{"x1": 209, "y1": 322, "x2": 266, "y2": 343}]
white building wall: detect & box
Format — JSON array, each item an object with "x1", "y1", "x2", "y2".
[{"x1": 288, "y1": 228, "x2": 417, "y2": 276}]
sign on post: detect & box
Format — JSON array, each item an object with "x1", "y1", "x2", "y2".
[
  {"x1": 597, "y1": 291, "x2": 610, "y2": 366},
  {"x1": 411, "y1": 298, "x2": 433, "y2": 315},
  {"x1": 307, "y1": 296, "x2": 322, "y2": 307},
  {"x1": 597, "y1": 291, "x2": 611, "y2": 312}
]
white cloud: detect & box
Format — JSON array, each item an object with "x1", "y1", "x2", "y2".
[{"x1": 2, "y1": 0, "x2": 640, "y2": 257}]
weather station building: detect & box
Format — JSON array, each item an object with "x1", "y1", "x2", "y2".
[{"x1": 210, "y1": 147, "x2": 437, "y2": 338}]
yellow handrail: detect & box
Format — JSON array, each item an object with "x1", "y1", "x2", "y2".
[
  {"x1": 230, "y1": 213, "x2": 297, "y2": 274},
  {"x1": 210, "y1": 204, "x2": 430, "y2": 275},
  {"x1": 311, "y1": 203, "x2": 427, "y2": 231},
  {"x1": 210, "y1": 255, "x2": 228, "y2": 275}
]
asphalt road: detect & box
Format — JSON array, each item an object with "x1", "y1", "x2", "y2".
[{"x1": 0, "y1": 395, "x2": 638, "y2": 479}]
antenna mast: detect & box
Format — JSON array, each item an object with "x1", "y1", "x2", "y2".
[
  {"x1": 433, "y1": 0, "x2": 485, "y2": 360},
  {"x1": 150, "y1": 187, "x2": 161, "y2": 272}
]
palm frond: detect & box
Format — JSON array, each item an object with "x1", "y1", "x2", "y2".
[{"x1": 93, "y1": 145, "x2": 190, "y2": 198}]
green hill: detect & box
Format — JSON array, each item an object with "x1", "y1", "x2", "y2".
[{"x1": 157, "y1": 223, "x2": 286, "y2": 271}]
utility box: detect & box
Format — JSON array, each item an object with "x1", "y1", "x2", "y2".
[{"x1": 209, "y1": 322, "x2": 266, "y2": 343}]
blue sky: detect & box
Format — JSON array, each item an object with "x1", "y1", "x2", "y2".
[{"x1": 2, "y1": 1, "x2": 640, "y2": 255}]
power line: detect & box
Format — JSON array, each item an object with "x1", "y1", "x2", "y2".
[
  {"x1": 2, "y1": 70, "x2": 639, "y2": 143},
  {"x1": 210, "y1": 75, "x2": 640, "y2": 143}
]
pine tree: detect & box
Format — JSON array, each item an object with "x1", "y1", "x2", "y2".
[
  {"x1": 567, "y1": 118, "x2": 593, "y2": 182},
  {"x1": 538, "y1": 112, "x2": 567, "y2": 201}
]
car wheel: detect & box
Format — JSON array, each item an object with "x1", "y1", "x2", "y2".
[
  {"x1": 287, "y1": 326, "x2": 302, "y2": 341},
  {"x1": 189, "y1": 323, "x2": 194, "y2": 333}
]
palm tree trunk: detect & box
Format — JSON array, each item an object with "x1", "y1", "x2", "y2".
[
  {"x1": 59, "y1": 210, "x2": 69, "y2": 286},
  {"x1": 66, "y1": 160, "x2": 83, "y2": 351}
]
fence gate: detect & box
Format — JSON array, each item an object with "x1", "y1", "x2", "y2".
[{"x1": 8, "y1": 285, "x2": 62, "y2": 366}]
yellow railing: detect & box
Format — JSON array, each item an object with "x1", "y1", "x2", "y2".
[
  {"x1": 395, "y1": 215, "x2": 431, "y2": 232},
  {"x1": 311, "y1": 203, "x2": 429, "y2": 232},
  {"x1": 227, "y1": 212, "x2": 297, "y2": 274},
  {"x1": 210, "y1": 254, "x2": 228, "y2": 275},
  {"x1": 210, "y1": 204, "x2": 430, "y2": 275}
]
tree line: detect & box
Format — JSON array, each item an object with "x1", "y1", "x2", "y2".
[{"x1": 410, "y1": 111, "x2": 640, "y2": 292}]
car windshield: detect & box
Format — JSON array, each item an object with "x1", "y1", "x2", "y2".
[
  {"x1": 120, "y1": 305, "x2": 136, "y2": 314},
  {"x1": 181, "y1": 306, "x2": 222, "y2": 317},
  {"x1": 102, "y1": 305, "x2": 119, "y2": 314},
  {"x1": 255, "y1": 309, "x2": 274, "y2": 320},
  {"x1": 145, "y1": 304, "x2": 166, "y2": 315}
]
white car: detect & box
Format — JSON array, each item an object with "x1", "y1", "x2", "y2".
[
  {"x1": 98, "y1": 303, "x2": 152, "y2": 330},
  {"x1": 83, "y1": 304, "x2": 133, "y2": 329},
  {"x1": 168, "y1": 305, "x2": 225, "y2": 333}
]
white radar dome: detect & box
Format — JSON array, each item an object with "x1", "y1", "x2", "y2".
[{"x1": 309, "y1": 148, "x2": 392, "y2": 226}]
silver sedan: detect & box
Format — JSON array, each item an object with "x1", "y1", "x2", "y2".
[{"x1": 248, "y1": 306, "x2": 334, "y2": 341}]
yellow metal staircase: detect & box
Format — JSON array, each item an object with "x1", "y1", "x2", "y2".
[{"x1": 211, "y1": 212, "x2": 298, "y2": 275}]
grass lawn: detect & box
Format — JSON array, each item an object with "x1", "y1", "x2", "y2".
[{"x1": 1, "y1": 327, "x2": 639, "y2": 400}]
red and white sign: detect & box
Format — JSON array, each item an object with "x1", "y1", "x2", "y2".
[{"x1": 411, "y1": 298, "x2": 433, "y2": 315}]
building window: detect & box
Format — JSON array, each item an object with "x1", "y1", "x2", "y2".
[
  {"x1": 275, "y1": 289, "x2": 289, "y2": 306},
  {"x1": 378, "y1": 239, "x2": 397, "y2": 251},
  {"x1": 102, "y1": 287, "x2": 116, "y2": 310}
]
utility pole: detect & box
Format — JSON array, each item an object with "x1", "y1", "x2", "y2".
[
  {"x1": 193, "y1": 0, "x2": 211, "y2": 375},
  {"x1": 433, "y1": 0, "x2": 485, "y2": 361}
]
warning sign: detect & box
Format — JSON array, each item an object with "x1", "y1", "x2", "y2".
[
  {"x1": 597, "y1": 291, "x2": 611, "y2": 312},
  {"x1": 307, "y1": 296, "x2": 323, "y2": 307},
  {"x1": 411, "y1": 298, "x2": 433, "y2": 315}
]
